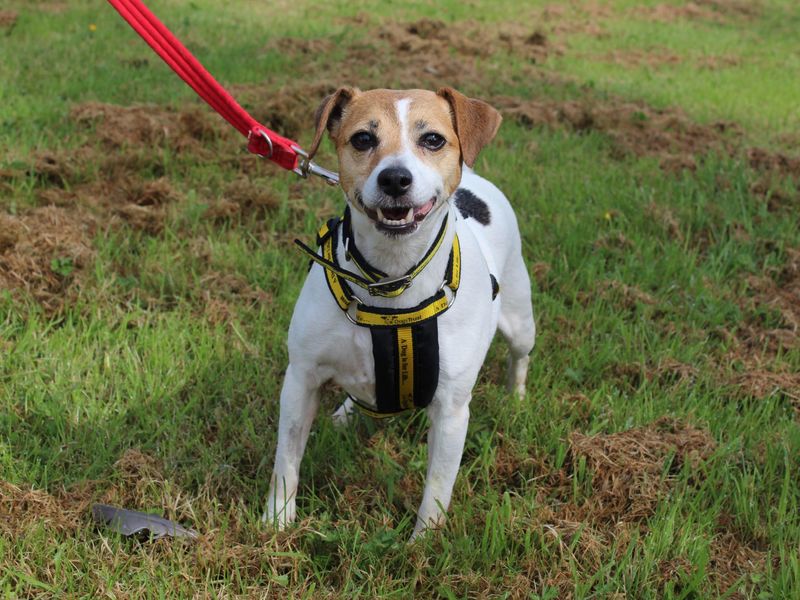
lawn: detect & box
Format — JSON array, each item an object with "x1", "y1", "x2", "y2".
[{"x1": 1, "y1": 0, "x2": 799, "y2": 598}]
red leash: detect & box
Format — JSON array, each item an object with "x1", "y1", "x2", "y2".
[{"x1": 106, "y1": 0, "x2": 338, "y2": 184}]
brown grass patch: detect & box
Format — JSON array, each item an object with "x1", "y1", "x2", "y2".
[
  {"x1": 645, "y1": 201, "x2": 684, "y2": 241},
  {"x1": 596, "y1": 48, "x2": 683, "y2": 68},
  {"x1": 0, "y1": 10, "x2": 18, "y2": 29},
  {"x1": 376, "y1": 18, "x2": 564, "y2": 64},
  {"x1": 747, "y1": 148, "x2": 800, "y2": 211},
  {"x1": 206, "y1": 178, "x2": 281, "y2": 221},
  {"x1": 593, "y1": 279, "x2": 657, "y2": 309},
  {"x1": 738, "y1": 248, "x2": 800, "y2": 354},
  {"x1": 0, "y1": 480, "x2": 95, "y2": 536},
  {"x1": 632, "y1": 2, "x2": 727, "y2": 24},
  {"x1": 731, "y1": 370, "x2": 800, "y2": 414},
  {"x1": 568, "y1": 417, "x2": 716, "y2": 523},
  {"x1": 696, "y1": 54, "x2": 742, "y2": 69},
  {"x1": 1, "y1": 101, "x2": 227, "y2": 310},
  {"x1": 494, "y1": 96, "x2": 736, "y2": 171},
  {"x1": 519, "y1": 417, "x2": 767, "y2": 597},
  {"x1": 708, "y1": 532, "x2": 769, "y2": 596},
  {"x1": 0, "y1": 205, "x2": 96, "y2": 312},
  {"x1": 632, "y1": 1, "x2": 760, "y2": 24},
  {"x1": 71, "y1": 102, "x2": 225, "y2": 153}
]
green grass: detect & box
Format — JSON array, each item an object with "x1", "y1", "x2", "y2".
[
  {"x1": 545, "y1": 0, "x2": 800, "y2": 140},
  {"x1": 1, "y1": 0, "x2": 799, "y2": 598}
]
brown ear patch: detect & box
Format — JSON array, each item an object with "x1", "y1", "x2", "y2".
[
  {"x1": 437, "y1": 87, "x2": 502, "y2": 167},
  {"x1": 308, "y1": 87, "x2": 359, "y2": 159}
]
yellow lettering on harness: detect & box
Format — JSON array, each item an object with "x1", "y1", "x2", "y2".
[
  {"x1": 355, "y1": 294, "x2": 449, "y2": 327},
  {"x1": 397, "y1": 326, "x2": 414, "y2": 410}
]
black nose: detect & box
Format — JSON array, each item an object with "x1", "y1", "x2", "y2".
[{"x1": 377, "y1": 167, "x2": 413, "y2": 198}]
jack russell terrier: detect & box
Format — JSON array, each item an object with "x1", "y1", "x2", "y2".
[{"x1": 265, "y1": 87, "x2": 536, "y2": 539}]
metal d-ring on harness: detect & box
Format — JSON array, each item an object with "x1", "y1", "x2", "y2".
[{"x1": 294, "y1": 213, "x2": 462, "y2": 417}]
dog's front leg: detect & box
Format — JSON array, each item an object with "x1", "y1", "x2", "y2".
[
  {"x1": 412, "y1": 396, "x2": 470, "y2": 540},
  {"x1": 264, "y1": 363, "x2": 319, "y2": 529}
]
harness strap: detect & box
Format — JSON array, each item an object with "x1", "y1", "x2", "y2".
[
  {"x1": 106, "y1": 0, "x2": 338, "y2": 183},
  {"x1": 341, "y1": 208, "x2": 450, "y2": 296},
  {"x1": 295, "y1": 212, "x2": 451, "y2": 298},
  {"x1": 310, "y1": 219, "x2": 460, "y2": 326},
  {"x1": 298, "y1": 216, "x2": 495, "y2": 418}
]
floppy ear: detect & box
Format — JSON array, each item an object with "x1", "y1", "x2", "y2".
[
  {"x1": 308, "y1": 87, "x2": 358, "y2": 159},
  {"x1": 437, "y1": 87, "x2": 502, "y2": 168}
]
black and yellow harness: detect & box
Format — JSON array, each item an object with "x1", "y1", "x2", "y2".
[{"x1": 294, "y1": 209, "x2": 462, "y2": 417}]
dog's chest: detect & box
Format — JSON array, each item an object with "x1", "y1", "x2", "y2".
[{"x1": 330, "y1": 326, "x2": 378, "y2": 403}]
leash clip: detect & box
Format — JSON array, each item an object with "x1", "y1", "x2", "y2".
[
  {"x1": 292, "y1": 145, "x2": 340, "y2": 186},
  {"x1": 367, "y1": 274, "x2": 413, "y2": 296}
]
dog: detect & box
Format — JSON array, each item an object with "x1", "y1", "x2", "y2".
[{"x1": 265, "y1": 87, "x2": 535, "y2": 539}]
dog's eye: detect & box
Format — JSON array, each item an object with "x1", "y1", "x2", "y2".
[
  {"x1": 350, "y1": 131, "x2": 378, "y2": 151},
  {"x1": 419, "y1": 132, "x2": 446, "y2": 151}
]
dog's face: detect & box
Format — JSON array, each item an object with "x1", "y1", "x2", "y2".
[{"x1": 309, "y1": 88, "x2": 502, "y2": 236}]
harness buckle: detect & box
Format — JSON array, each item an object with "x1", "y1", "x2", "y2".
[
  {"x1": 291, "y1": 145, "x2": 340, "y2": 186},
  {"x1": 367, "y1": 274, "x2": 413, "y2": 296}
]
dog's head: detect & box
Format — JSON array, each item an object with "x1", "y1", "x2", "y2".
[{"x1": 309, "y1": 88, "x2": 501, "y2": 236}]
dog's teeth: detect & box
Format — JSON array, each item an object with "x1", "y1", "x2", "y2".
[
  {"x1": 377, "y1": 207, "x2": 385, "y2": 221},
  {"x1": 405, "y1": 207, "x2": 414, "y2": 222}
]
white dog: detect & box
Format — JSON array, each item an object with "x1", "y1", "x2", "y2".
[{"x1": 266, "y1": 87, "x2": 535, "y2": 539}]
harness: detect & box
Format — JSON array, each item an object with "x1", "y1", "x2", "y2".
[{"x1": 294, "y1": 210, "x2": 462, "y2": 417}]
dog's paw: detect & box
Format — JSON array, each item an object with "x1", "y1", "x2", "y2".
[
  {"x1": 331, "y1": 396, "x2": 356, "y2": 428},
  {"x1": 409, "y1": 514, "x2": 444, "y2": 542},
  {"x1": 262, "y1": 497, "x2": 296, "y2": 530},
  {"x1": 506, "y1": 355, "x2": 530, "y2": 397}
]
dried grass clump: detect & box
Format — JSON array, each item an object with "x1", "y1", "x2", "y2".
[
  {"x1": 0, "y1": 205, "x2": 96, "y2": 312},
  {"x1": 568, "y1": 417, "x2": 716, "y2": 523}
]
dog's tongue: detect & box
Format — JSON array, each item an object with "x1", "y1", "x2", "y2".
[{"x1": 414, "y1": 198, "x2": 434, "y2": 218}]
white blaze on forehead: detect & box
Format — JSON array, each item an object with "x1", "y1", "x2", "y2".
[{"x1": 395, "y1": 97, "x2": 412, "y2": 150}]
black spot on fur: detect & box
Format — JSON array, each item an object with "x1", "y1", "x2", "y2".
[{"x1": 454, "y1": 188, "x2": 491, "y2": 225}]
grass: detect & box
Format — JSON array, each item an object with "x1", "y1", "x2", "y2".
[{"x1": 1, "y1": 0, "x2": 799, "y2": 598}]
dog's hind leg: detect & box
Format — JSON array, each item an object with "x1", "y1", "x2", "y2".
[
  {"x1": 497, "y1": 253, "x2": 536, "y2": 396},
  {"x1": 264, "y1": 364, "x2": 320, "y2": 529}
]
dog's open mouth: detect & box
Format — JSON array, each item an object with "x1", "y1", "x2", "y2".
[{"x1": 364, "y1": 197, "x2": 436, "y2": 233}]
